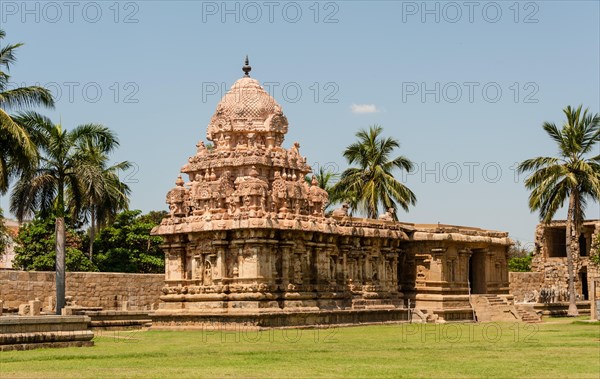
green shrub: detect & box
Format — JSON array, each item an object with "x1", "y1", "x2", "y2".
[
  {"x1": 590, "y1": 233, "x2": 600, "y2": 266},
  {"x1": 93, "y1": 210, "x2": 165, "y2": 273},
  {"x1": 14, "y1": 216, "x2": 97, "y2": 271},
  {"x1": 508, "y1": 255, "x2": 532, "y2": 272}
]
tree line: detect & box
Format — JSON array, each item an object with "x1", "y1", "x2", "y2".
[{"x1": 0, "y1": 30, "x2": 165, "y2": 312}]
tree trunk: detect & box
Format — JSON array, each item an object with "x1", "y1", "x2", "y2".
[
  {"x1": 566, "y1": 192, "x2": 579, "y2": 316},
  {"x1": 88, "y1": 209, "x2": 95, "y2": 261},
  {"x1": 55, "y1": 216, "x2": 66, "y2": 315}
]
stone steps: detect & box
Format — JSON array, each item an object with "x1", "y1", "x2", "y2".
[
  {"x1": 478, "y1": 294, "x2": 508, "y2": 306},
  {"x1": 515, "y1": 305, "x2": 542, "y2": 323},
  {"x1": 471, "y1": 294, "x2": 519, "y2": 322}
]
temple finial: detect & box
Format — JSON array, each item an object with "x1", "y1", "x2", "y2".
[{"x1": 242, "y1": 55, "x2": 251, "y2": 77}]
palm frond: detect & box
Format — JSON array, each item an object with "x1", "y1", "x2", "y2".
[{"x1": 0, "y1": 86, "x2": 54, "y2": 110}]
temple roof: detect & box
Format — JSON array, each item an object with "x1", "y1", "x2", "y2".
[{"x1": 206, "y1": 60, "x2": 288, "y2": 144}]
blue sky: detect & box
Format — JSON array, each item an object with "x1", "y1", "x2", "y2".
[{"x1": 1, "y1": 0, "x2": 599, "y2": 244}]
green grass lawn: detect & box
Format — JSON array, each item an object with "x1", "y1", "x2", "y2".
[{"x1": 1, "y1": 318, "x2": 599, "y2": 378}]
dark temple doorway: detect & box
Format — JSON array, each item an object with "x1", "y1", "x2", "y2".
[{"x1": 469, "y1": 250, "x2": 487, "y2": 294}]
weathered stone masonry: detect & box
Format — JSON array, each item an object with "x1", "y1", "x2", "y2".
[
  {"x1": 0, "y1": 271, "x2": 163, "y2": 310},
  {"x1": 531, "y1": 220, "x2": 600, "y2": 303}
]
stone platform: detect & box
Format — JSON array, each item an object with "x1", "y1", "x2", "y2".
[
  {"x1": 151, "y1": 308, "x2": 410, "y2": 329},
  {"x1": 532, "y1": 301, "x2": 591, "y2": 316},
  {"x1": 73, "y1": 310, "x2": 153, "y2": 330},
  {"x1": 0, "y1": 315, "x2": 94, "y2": 351}
]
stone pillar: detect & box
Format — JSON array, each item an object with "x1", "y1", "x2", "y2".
[
  {"x1": 487, "y1": 250, "x2": 495, "y2": 290},
  {"x1": 0, "y1": 299, "x2": 3, "y2": 316},
  {"x1": 392, "y1": 254, "x2": 399, "y2": 288},
  {"x1": 339, "y1": 246, "x2": 350, "y2": 284},
  {"x1": 458, "y1": 248, "x2": 471, "y2": 291},
  {"x1": 590, "y1": 279, "x2": 597, "y2": 320},
  {"x1": 29, "y1": 299, "x2": 41, "y2": 316},
  {"x1": 331, "y1": 249, "x2": 340, "y2": 285}
]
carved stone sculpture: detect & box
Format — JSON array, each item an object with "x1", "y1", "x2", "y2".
[
  {"x1": 332, "y1": 203, "x2": 350, "y2": 217},
  {"x1": 378, "y1": 207, "x2": 395, "y2": 221},
  {"x1": 166, "y1": 176, "x2": 189, "y2": 217}
]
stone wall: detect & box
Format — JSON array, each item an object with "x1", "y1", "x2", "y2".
[
  {"x1": 0, "y1": 271, "x2": 164, "y2": 310},
  {"x1": 509, "y1": 272, "x2": 543, "y2": 303}
]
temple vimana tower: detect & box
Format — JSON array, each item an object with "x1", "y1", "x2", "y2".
[{"x1": 151, "y1": 60, "x2": 512, "y2": 326}]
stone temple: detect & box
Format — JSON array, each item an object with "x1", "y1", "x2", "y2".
[{"x1": 151, "y1": 60, "x2": 513, "y2": 326}]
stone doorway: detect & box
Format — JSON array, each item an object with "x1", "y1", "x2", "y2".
[
  {"x1": 580, "y1": 268, "x2": 589, "y2": 301},
  {"x1": 579, "y1": 234, "x2": 588, "y2": 256},
  {"x1": 469, "y1": 250, "x2": 487, "y2": 294}
]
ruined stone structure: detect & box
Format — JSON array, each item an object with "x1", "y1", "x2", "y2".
[
  {"x1": 151, "y1": 60, "x2": 512, "y2": 326},
  {"x1": 529, "y1": 220, "x2": 600, "y2": 305}
]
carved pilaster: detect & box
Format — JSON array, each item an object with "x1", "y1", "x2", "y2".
[{"x1": 429, "y1": 247, "x2": 446, "y2": 282}]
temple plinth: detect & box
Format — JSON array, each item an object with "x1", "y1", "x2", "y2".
[{"x1": 151, "y1": 61, "x2": 513, "y2": 327}]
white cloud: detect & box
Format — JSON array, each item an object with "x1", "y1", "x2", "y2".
[{"x1": 351, "y1": 104, "x2": 379, "y2": 114}]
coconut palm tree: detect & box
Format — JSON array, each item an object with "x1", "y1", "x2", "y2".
[
  {"x1": 306, "y1": 166, "x2": 338, "y2": 191},
  {"x1": 72, "y1": 138, "x2": 131, "y2": 260},
  {"x1": 10, "y1": 112, "x2": 123, "y2": 314},
  {"x1": 331, "y1": 125, "x2": 416, "y2": 220},
  {"x1": 0, "y1": 29, "x2": 54, "y2": 193},
  {"x1": 518, "y1": 105, "x2": 600, "y2": 316}
]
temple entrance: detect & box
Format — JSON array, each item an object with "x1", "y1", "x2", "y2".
[
  {"x1": 469, "y1": 250, "x2": 487, "y2": 294},
  {"x1": 580, "y1": 269, "x2": 589, "y2": 300}
]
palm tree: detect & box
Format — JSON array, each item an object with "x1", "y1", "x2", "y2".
[
  {"x1": 331, "y1": 125, "x2": 416, "y2": 220},
  {"x1": 10, "y1": 112, "x2": 123, "y2": 314},
  {"x1": 306, "y1": 166, "x2": 338, "y2": 193},
  {"x1": 0, "y1": 208, "x2": 9, "y2": 256},
  {"x1": 0, "y1": 29, "x2": 54, "y2": 193},
  {"x1": 72, "y1": 139, "x2": 131, "y2": 260},
  {"x1": 518, "y1": 105, "x2": 600, "y2": 316},
  {"x1": 305, "y1": 166, "x2": 339, "y2": 212}
]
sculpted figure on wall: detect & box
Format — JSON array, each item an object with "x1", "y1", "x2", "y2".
[
  {"x1": 272, "y1": 171, "x2": 288, "y2": 213},
  {"x1": 332, "y1": 203, "x2": 349, "y2": 217},
  {"x1": 378, "y1": 208, "x2": 395, "y2": 221}
]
